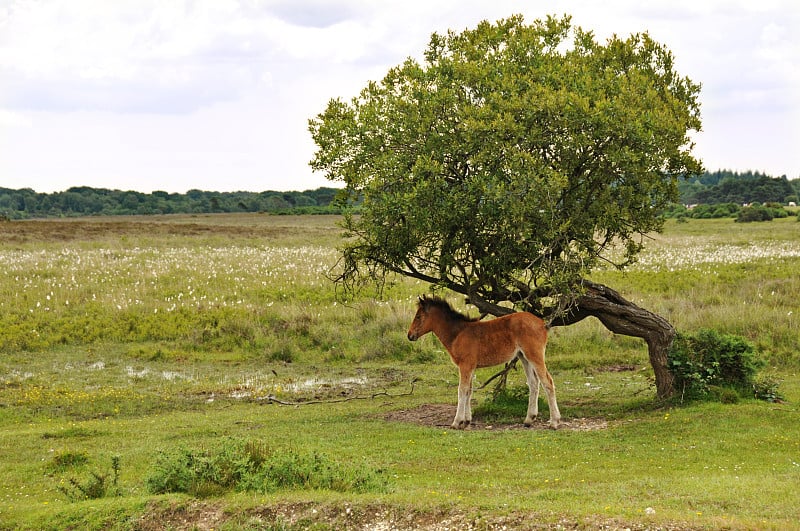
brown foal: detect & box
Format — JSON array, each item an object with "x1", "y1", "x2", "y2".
[{"x1": 407, "y1": 295, "x2": 560, "y2": 429}]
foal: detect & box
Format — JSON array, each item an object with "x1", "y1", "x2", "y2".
[{"x1": 407, "y1": 295, "x2": 560, "y2": 429}]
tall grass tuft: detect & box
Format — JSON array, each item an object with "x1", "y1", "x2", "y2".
[{"x1": 54, "y1": 455, "x2": 122, "y2": 501}]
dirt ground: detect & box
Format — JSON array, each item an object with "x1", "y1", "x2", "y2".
[
  {"x1": 136, "y1": 498, "x2": 693, "y2": 531},
  {"x1": 383, "y1": 403, "x2": 609, "y2": 431}
]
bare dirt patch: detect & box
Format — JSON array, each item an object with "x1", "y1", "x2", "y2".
[
  {"x1": 383, "y1": 403, "x2": 608, "y2": 431},
  {"x1": 136, "y1": 500, "x2": 226, "y2": 531},
  {"x1": 137, "y1": 499, "x2": 693, "y2": 530},
  {"x1": 600, "y1": 364, "x2": 638, "y2": 372}
]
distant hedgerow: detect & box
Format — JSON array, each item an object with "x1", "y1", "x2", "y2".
[
  {"x1": 736, "y1": 205, "x2": 774, "y2": 223},
  {"x1": 146, "y1": 438, "x2": 389, "y2": 497},
  {"x1": 667, "y1": 329, "x2": 770, "y2": 402}
]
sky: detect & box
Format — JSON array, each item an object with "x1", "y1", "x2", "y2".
[{"x1": 1, "y1": 0, "x2": 798, "y2": 194}]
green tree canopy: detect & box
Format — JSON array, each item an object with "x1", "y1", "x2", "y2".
[
  {"x1": 310, "y1": 14, "x2": 702, "y2": 311},
  {"x1": 310, "y1": 14, "x2": 704, "y2": 398}
]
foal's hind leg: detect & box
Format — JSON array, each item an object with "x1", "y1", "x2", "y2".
[
  {"x1": 538, "y1": 365, "x2": 561, "y2": 429},
  {"x1": 518, "y1": 354, "x2": 541, "y2": 426},
  {"x1": 522, "y1": 348, "x2": 561, "y2": 429}
]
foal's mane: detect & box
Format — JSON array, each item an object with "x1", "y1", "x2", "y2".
[{"x1": 419, "y1": 295, "x2": 479, "y2": 323}]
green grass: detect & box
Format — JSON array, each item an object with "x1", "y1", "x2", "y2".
[{"x1": 1, "y1": 214, "x2": 799, "y2": 529}]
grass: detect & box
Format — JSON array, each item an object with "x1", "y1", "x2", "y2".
[{"x1": 1, "y1": 214, "x2": 799, "y2": 529}]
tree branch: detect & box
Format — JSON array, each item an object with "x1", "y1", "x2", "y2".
[{"x1": 262, "y1": 379, "x2": 419, "y2": 406}]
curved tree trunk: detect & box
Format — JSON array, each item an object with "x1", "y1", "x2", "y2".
[
  {"x1": 547, "y1": 280, "x2": 676, "y2": 400},
  {"x1": 466, "y1": 279, "x2": 676, "y2": 399}
]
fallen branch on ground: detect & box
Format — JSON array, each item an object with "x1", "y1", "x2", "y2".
[{"x1": 262, "y1": 378, "x2": 419, "y2": 406}]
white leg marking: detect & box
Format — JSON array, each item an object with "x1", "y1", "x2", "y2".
[
  {"x1": 519, "y1": 354, "x2": 541, "y2": 426},
  {"x1": 453, "y1": 369, "x2": 474, "y2": 429}
]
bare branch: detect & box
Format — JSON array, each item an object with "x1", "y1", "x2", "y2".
[{"x1": 262, "y1": 379, "x2": 419, "y2": 406}]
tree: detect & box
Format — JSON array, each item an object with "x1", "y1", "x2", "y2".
[{"x1": 309, "y1": 15, "x2": 704, "y2": 398}]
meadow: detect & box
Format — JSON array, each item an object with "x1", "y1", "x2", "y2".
[{"x1": 0, "y1": 213, "x2": 798, "y2": 530}]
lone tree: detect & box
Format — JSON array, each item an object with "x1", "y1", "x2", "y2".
[{"x1": 309, "y1": 15, "x2": 703, "y2": 399}]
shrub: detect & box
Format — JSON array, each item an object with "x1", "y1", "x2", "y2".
[
  {"x1": 736, "y1": 205, "x2": 773, "y2": 222},
  {"x1": 46, "y1": 450, "x2": 89, "y2": 473},
  {"x1": 146, "y1": 438, "x2": 389, "y2": 497},
  {"x1": 55, "y1": 455, "x2": 122, "y2": 501},
  {"x1": 667, "y1": 329, "x2": 767, "y2": 402},
  {"x1": 712, "y1": 202, "x2": 741, "y2": 218},
  {"x1": 752, "y1": 373, "x2": 784, "y2": 403},
  {"x1": 661, "y1": 203, "x2": 687, "y2": 219},
  {"x1": 689, "y1": 204, "x2": 716, "y2": 219}
]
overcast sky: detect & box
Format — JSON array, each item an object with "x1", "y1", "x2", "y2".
[{"x1": 1, "y1": 0, "x2": 798, "y2": 194}]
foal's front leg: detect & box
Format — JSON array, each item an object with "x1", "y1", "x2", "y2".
[{"x1": 452, "y1": 366, "x2": 474, "y2": 429}]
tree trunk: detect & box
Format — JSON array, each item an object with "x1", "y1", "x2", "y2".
[{"x1": 547, "y1": 280, "x2": 676, "y2": 400}]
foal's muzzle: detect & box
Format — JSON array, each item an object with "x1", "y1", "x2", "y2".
[{"x1": 407, "y1": 332, "x2": 417, "y2": 341}]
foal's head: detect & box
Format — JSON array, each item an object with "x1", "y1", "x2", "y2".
[{"x1": 407, "y1": 295, "x2": 473, "y2": 341}]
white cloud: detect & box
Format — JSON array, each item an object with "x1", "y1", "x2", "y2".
[
  {"x1": 0, "y1": 0, "x2": 402, "y2": 114},
  {"x1": 268, "y1": 0, "x2": 360, "y2": 28},
  {"x1": 0, "y1": 109, "x2": 31, "y2": 128},
  {"x1": 1, "y1": 0, "x2": 798, "y2": 192}
]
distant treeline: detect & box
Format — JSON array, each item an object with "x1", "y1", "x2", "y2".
[
  {"x1": 679, "y1": 170, "x2": 799, "y2": 206},
  {"x1": 1, "y1": 170, "x2": 798, "y2": 219},
  {"x1": 0, "y1": 186, "x2": 344, "y2": 219},
  {"x1": 668, "y1": 170, "x2": 800, "y2": 222}
]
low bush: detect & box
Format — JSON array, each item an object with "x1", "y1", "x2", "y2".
[
  {"x1": 735, "y1": 204, "x2": 788, "y2": 222},
  {"x1": 736, "y1": 205, "x2": 771, "y2": 222},
  {"x1": 55, "y1": 455, "x2": 122, "y2": 501},
  {"x1": 146, "y1": 438, "x2": 389, "y2": 497},
  {"x1": 46, "y1": 450, "x2": 90, "y2": 473},
  {"x1": 667, "y1": 329, "x2": 768, "y2": 402},
  {"x1": 752, "y1": 373, "x2": 784, "y2": 403}
]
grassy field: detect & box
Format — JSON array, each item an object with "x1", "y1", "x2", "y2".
[{"x1": 1, "y1": 213, "x2": 799, "y2": 530}]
